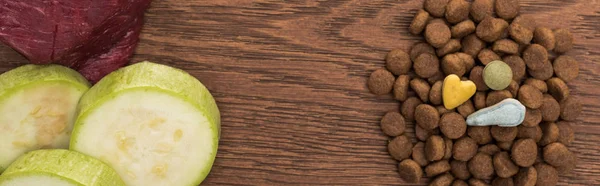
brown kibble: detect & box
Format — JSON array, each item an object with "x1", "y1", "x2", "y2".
[
  {"x1": 503, "y1": 55, "x2": 526, "y2": 81},
  {"x1": 556, "y1": 151, "x2": 577, "y2": 174},
  {"x1": 523, "y1": 109, "x2": 542, "y2": 127},
  {"x1": 393, "y1": 75, "x2": 411, "y2": 101},
  {"x1": 477, "y1": 48, "x2": 501, "y2": 65},
  {"x1": 386, "y1": 49, "x2": 411, "y2": 75},
  {"x1": 543, "y1": 142, "x2": 574, "y2": 167},
  {"x1": 437, "y1": 39, "x2": 462, "y2": 57},
  {"x1": 497, "y1": 141, "x2": 513, "y2": 151},
  {"x1": 534, "y1": 163, "x2": 558, "y2": 186},
  {"x1": 479, "y1": 144, "x2": 501, "y2": 155},
  {"x1": 470, "y1": 0, "x2": 494, "y2": 22},
  {"x1": 486, "y1": 90, "x2": 512, "y2": 106},
  {"x1": 426, "y1": 20, "x2": 452, "y2": 48},
  {"x1": 426, "y1": 135, "x2": 446, "y2": 161},
  {"x1": 524, "y1": 78, "x2": 547, "y2": 93},
  {"x1": 456, "y1": 52, "x2": 475, "y2": 72},
  {"x1": 431, "y1": 173, "x2": 455, "y2": 186},
  {"x1": 444, "y1": 137, "x2": 454, "y2": 159},
  {"x1": 560, "y1": 97, "x2": 581, "y2": 121},
  {"x1": 401, "y1": 97, "x2": 423, "y2": 121},
  {"x1": 398, "y1": 159, "x2": 424, "y2": 183},
  {"x1": 509, "y1": 21, "x2": 534, "y2": 44},
  {"x1": 451, "y1": 160, "x2": 471, "y2": 180},
  {"x1": 410, "y1": 9, "x2": 431, "y2": 35},
  {"x1": 468, "y1": 179, "x2": 490, "y2": 186},
  {"x1": 413, "y1": 142, "x2": 430, "y2": 166},
  {"x1": 468, "y1": 152, "x2": 494, "y2": 180},
  {"x1": 457, "y1": 100, "x2": 475, "y2": 118},
  {"x1": 517, "y1": 125, "x2": 542, "y2": 142},
  {"x1": 494, "y1": 151, "x2": 519, "y2": 178},
  {"x1": 476, "y1": 17, "x2": 509, "y2": 42},
  {"x1": 411, "y1": 42, "x2": 437, "y2": 62},
  {"x1": 442, "y1": 53, "x2": 467, "y2": 76},
  {"x1": 430, "y1": 81, "x2": 444, "y2": 105},
  {"x1": 452, "y1": 20, "x2": 476, "y2": 38},
  {"x1": 523, "y1": 44, "x2": 548, "y2": 70},
  {"x1": 424, "y1": 0, "x2": 450, "y2": 17},
  {"x1": 415, "y1": 104, "x2": 440, "y2": 130},
  {"x1": 492, "y1": 177, "x2": 514, "y2": 186},
  {"x1": 411, "y1": 78, "x2": 432, "y2": 102},
  {"x1": 493, "y1": 39, "x2": 519, "y2": 54},
  {"x1": 528, "y1": 59, "x2": 553, "y2": 80},
  {"x1": 547, "y1": 77, "x2": 569, "y2": 102},
  {"x1": 452, "y1": 180, "x2": 469, "y2": 186},
  {"x1": 518, "y1": 84, "x2": 543, "y2": 109},
  {"x1": 553, "y1": 28, "x2": 574, "y2": 53},
  {"x1": 539, "y1": 94, "x2": 560, "y2": 122},
  {"x1": 473, "y1": 92, "x2": 487, "y2": 110},
  {"x1": 495, "y1": 0, "x2": 520, "y2": 20},
  {"x1": 534, "y1": 27, "x2": 556, "y2": 50},
  {"x1": 440, "y1": 112, "x2": 467, "y2": 139},
  {"x1": 515, "y1": 167, "x2": 537, "y2": 186},
  {"x1": 414, "y1": 53, "x2": 441, "y2": 78},
  {"x1": 437, "y1": 105, "x2": 455, "y2": 115},
  {"x1": 426, "y1": 160, "x2": 452, "y2": 177},
  {"x1": 453, "y1": 137, "x2": 478, "y2": 161},
  {"x1": 512, "y1": 15, "x2": 537, "y2": 31},
  {"x1": 381, "y1": 112, "x2": 406, "y2": 136},
  {"x1": 468, "y1": 126, "x2": 492, "y2": 144},
  {"x1": 445, "y1": 0, "x2": 470, "y2": 24},
  {"x1": 511, "y1": 139, "x2": 537, "y2": 167},
  {"x1": 506, "y1": 80, "x2": 519, "y2": 98},
  {"x1": 388, "y1": 135, "x2": 413, "y2": 161},
  {"x1": 416, "y1": 124, "x2": 440, "y2": 141},
  {"x1": 462, "y1": 34, "x2": 486, "y2": 57},
  {"x1": 556, "y1": 121, "x2": 575, "y2": 145},
  {"x1": 428, "y1": 70, "x2": 447, "y2": 84},
  {"x1": 470, "y1": 66, "x2": 489, "y2": 91},
  {"x1": 553, "y1": 55, "x2": 579, "y2": 82},
  {"x1": 491, "y1": 126, "x2": 518, "y2": 142},
  {"x1": 368, "y1": 69, "x2": 395, "y2": 95},
  {"x1": 539, "y1": 122, "x2": 559, "y2": 146}
]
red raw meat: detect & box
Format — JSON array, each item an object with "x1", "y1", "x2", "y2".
[{"x1": 0, "y1": 0, "x2": 152, "y2": 83}]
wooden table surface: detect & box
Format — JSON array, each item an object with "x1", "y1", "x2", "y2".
[{"x1": 1, "y1": 0, "x2": 599, "y2": 185}]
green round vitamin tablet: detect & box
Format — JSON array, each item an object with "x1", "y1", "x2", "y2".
[{"x1": 483, "y1": 60, "x2": 513, "y2": 90}]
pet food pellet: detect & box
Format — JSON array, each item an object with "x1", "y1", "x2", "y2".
[
  {"x1": 398, "y1": 159, "x2": 424, "y2": 183},
  {"x1": 498, "y1": 140, "x2": 513, "y2": 151},
  {"x1": 452, "y1": 180, "x2": 469, "y2": 186},
  {"x1": 503, "y1": 55, "x2": 526, "y2": 81},
  {"x1": 430, "y1": 81, "x2": 444, "y2": 105},
  {"x1": 411, "y1": 78, "x2": 432, "y2": 102},
  {"x1": 410, "y1": 9, "x2": 431, "y2": 35},
  {"x1": 470, "y1": 66, "x2": 490, "y2": 91},
  {"x1": 483, "y1": 60, "x2": 513, "y2": 90},
  {"x1": 416, "y1": 124, "x2": 440, "y2": 141},
  {"x1": 513, "y1": 15, "x2": 537, "y2": 31},
  {"x1": 506, "y1": 80, "x2": 519, "y2": 97},
  {"x1": 495, "y1": 0, "x2": 520, "y2": 20},
  {"x1": 486, "y1": 90, "x2": 512, "y2": 106},
  {"x1": 440, "y1": 112, "x2": 468, "y2": 139},
  {"x1": 424, "y1": 0, "x2": 450, "y2": 17},
  {"x1": 511, "y1": 139, "x2": 537, "y2": 167},
  {"x1": 457, "y1": 100, "x2": 475, "y2": 118},
  {"x1": 401, "y1": 97, "x2": 423, "y2": 121},
  {"x1": 462, "y1": 34, "x2": 486, "y2": 57},
  {"x1": 553, "y1": 55, "x2": 579, "y2": 82},
  {"x1": 450, "y1": 160, "x2": 471, "y2": 180},
  {"x1": 381, "y1": 112, "x2": 406, "y2": 136},
  {"x1": 393, "y1": 75, "x2": 411, "y2": 101},
  {"x1": 468, "y1": 152, "x2": 494, "y2": 180},
  {"x1": 429, "y1": 70, "x2": 447, "y2": 84},
  {"x1": 468, "y1": 126, "x2": 492, "y2": 144},
  {"x1": 491, "y1": 126, "x2": 518, "y2": 142},
  {"x1": 430, "y1": 173, "x2": 455, "y2": 186},
  {"x1": 426, "y1": 135, "x2": 446, "y2": 161},
  {"x1": 547, "y1": 77, "x2": 569, "y2": 102},
  {"x1": 444, "y1": 137, "x2": 454, "y2": 159},
  {"x1": 534, "y1": 27, "x2": 556, "y2": 50},
  {"x1": 523, "y1": 108, "x2": 542, "y2": 127},
  {"x1": 416, "y1": 104, "x2": 440, "y2": 130},
  {"x1": 515, "y1": 167, "x2": 537, "y2": 186},
  {"x1": 534, "y1": 163, "x2": 558, "y2": 186},
  {"x1": 494, "y1": 151, "x2": 519, "y2": 178},
  {"x1": 445, "y1": 0, "x2": 470, "y2": 24},
  {"x1": 476, "y1": 17, "x2": 509, "y2": 42},
  {"x1": 523, "y1": 44, "x2": 548, "y2": 70},
  {"x1": 415, "y1": 53, "x2": 441, "y2": 78},
  {"x1": 470, "y1": 0, "x2": 494, "y2": 22},
  {"x1": 411, "y1": 42, "x2": 437, "y2": 61},
  {"x1": 479, "y1": 144, "x2": 500, "y2": 155},
  {"x1": 437, "y1": 39, "x2": 462, "y2": 56},
  {"x1": 493, "y1": 39, "x2": 519, "y2": 54},
  {"x1": 442, "y1": 53, "x2": 467, "y2": 76},
  {"x1": 560, "y1": 96, "x2": 581, "y2": 121},
  {"x1": 528, "y1": 59, "x2": 554, "y2": 80},
  {"x1": 426, "y1": 160, "x2": 452, "y2": 177},
  {"x1": 452, "y1": 20, "x2": 476, "y2": 38},
  {"x1": 524, "y1": 78, "x2": 548, "y2": 93},
  {"x1": 412, "y1": 142, "x2": 430, "y2": 166},
  {"x1": 553, "y1": 28, "x2": 574, "y2": 53},
  {"x1": 437, "y1": 105, "x2": 456, "y2": 115},
  {"x1": 543, "y1": 142, "x2": 575, "y2": 168},
  {"x1": 492, "y1": 177, "x2": 514, "y2": 186},
  {"x1": 539, "y1": 94, "x2": 560, "y2": 122},
  {"x1": 453, "y1": 137, "x2": 478, "y2": 161},
  {"x1": 556, "y1": 121, "x2": 575, "y2": 145},
  {"x1": 477, "y1": 49, "x2": 501, "y2": 65},
  {"x1": 518, "y1": 125, "x2": 542, "y2": 142},
  {"x1": 539, "y1": 122, "x2": 559, "y2": 146},
  {"x1": 509, "y1": 20, "x2": 534, "y2": 44},
  {"x1": 457, "y1": 52, "x2": 475, "y2": 72},
  {"x1": 386, "y1": 49, "x2": 412, "y2": 75},
  {"x1": 518, "y1": 84, "x2": 543, "y2": 109},
  {"x1": 388, "y1": 135, "x2": 413, "y2": 161},
  {"x1": 368, "y1": 68, "x2": 395, "y2": 95},
  {"x1": 473, "y1": 92, "x2": 487, "y2": 110},
  {"x1": 426, "y1": 20, "x2": 452, "y2": 48},
  {"x1": 468, "y1": 179, "x2": 490, "y2": 186}
]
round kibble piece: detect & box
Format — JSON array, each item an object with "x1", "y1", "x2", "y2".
[
  {"x1": 444, "y1": 137, "x2": 453, "y2": 159},
  {"x1": 515, "y1": 167, "x2": 537, "y2": 186},
  {"x1": 556, "y1": 121, "x2": 575, "y2": 145},
  {"x1": 470, "y1": 66, "x2": 489, "y2": 91},
  {"x1": 486, "y1": 90, "x2": 512, "y2": 106},
  {"x1": 368, "y1": 69, "x2": 395, "y2": 95},
  {"x1": 547, "y1": 77, "x2": 569, "y2": 102},
  {"x1": 524, "y1": 78, "x2": 547, "y2": 93},
  {"x1": 511, "y1": 139, "x2": 537, "y2": 167},
  {"x1": 442, "y1": 54, "x2": 466, "y2": 76},
  {"x1": 457, "y1": 100, "x2": 475, "y2": 118},
  {"x1": 410, "y1": 9, "x2": 431, "y2": 35},
  {"x1": 412, "y1": 142, "x2": 430, "y2": 166},
  {"x1": 509, "y1": 20, "x2": 534, "y2": 44},
  {"x1": 523, "y1": 44, "x2": 548, "y2": 70},
  {"x1": 539, "y1": 122, "x2": 559, "y2": 146},
  {"x1": 468, "y1": 152, "x2": 494, "y2": 180},
  {"x1": 424, "y1": 0, "x2": 450, "y2": 17},
  {"x1": 451, "y1": 160, "x2": 471, "y2": 180},
  {"x1": 437, "y1": 39, "x2": 462, "y2": 57},
  {"x1": 528, "y1": 59, "x2": 554, "y2": 80},
  {"x1": 497, "y1": 141, "x2": 513, "y2": 151},
  {"x1": 468, "y1": 179, "x2": 489, "y2": 186},
  {"x1": 440, "y1": 112, "x2": 467, "y2": 139},
  {"x1": 534, "y1": 163, "x2": 558, "y2": 186},
  {"x1": 468, "y1": 126, "x2": 492, "y2": 144},
  {"x1": 476, "y1": 17, "x2": 509, "y2": 42},
  {"x1": 380, "y1": 112, "x2": 406, "y2": 136},
  {"x1": 426, "y1": 135, "x2": 446, "y2": 161},
  {"x1": 494, "y1": 151, "x2": 519, "y2": 178},
  {"x1": 426, "y1": 20, "x2": 452, "y2": 48},
  {"x1": 457, "y1": 53, "x2": 475, "y2": 72},
  {"x1": 470, "y1": 0, "x2": 494, "y2": 22},
  {"x1": 556, "y1": 150, "x2": 577, "y2": 174},
  {"x1": 483, "y1": 60, "x2": 513, "y2": 90},
  {"x1": 452, "y1": 20, "x2": 476, "y2": 38},
  {"x1": 430, "y1": 173, "x2": 454, "y2": 186},
  {"x1": 495, "y1": 0, "x2": 520, "y2": 20},
  {"x1": 428, "y1": 70, "x2": 446, "y2": 84},
  {"x1": 479, "y1": 144, "x2": 501, "y2": 155},
  {"x1": 445, "y1": 0, "x2": 470, "y2": 24},
  {"x1": 517, "y1": 125, "x2": 542, "y2": 142},
  {"x1": 473, "y1": 92, "x2": 487, "y2": 110},
  {"x1": 477, "y1": 49, "x2": 501, "y2": 65},
  {"x1": 543, "y1": 142, "x2": 574, "y2": 167},
  {"x1": 452, "y1": 180, "x2": 468, "y2": 186},
  {"x1": 426, "y1": 160, "x2": 452, "y2": 177},
  {"x1": 560, "y1": 96, "x2": 581, "y2": 121},
  {"x1": 539, "y1": 94, "x2": 560, "y2": 122},
  {"x1": 493, "y1": 39, "x2": 519, "y2": 54},
  {"x1": 506, "y1": 80, "x2": 519, "y2": 97},
  {"x1": 414, "y1": 53, "x2": 441, "y2": 78},
  {"x1": 553, "y1": 28, "x2": 574, "y2": 53},
  {"x1": 410, "y1": 42, "x2": 437, "y2": 61},
  {"x1": 553, "y1": 55, "x2": 579, "y2": 82},
  {"x1": 416, "y1": 124, "x2": 440, "y2": 141},
  {"x1": 411, "y1": 78, "x2": 432, "y2": 102},
  {"x1": 513, "y1": 15, "x2": 537, "y2": 31},
  {"x1": 398, "y1": 159, "x2": 423, "y2": 183},
  {"x1": 393, "y1": 75, "x2": 411, "y2": 101},
  {"x1": 430, "y1": 81, "x2": 443, "y2": 105},
  {"x1": 401, "y1": 97, "x2": 423, "y2": 121},
  {"x1": 437, "y1": 105, "x2": 455, "y2": 115},
  {"x1": 523, "y1": 109, "x2": 542, "y2": 127},
  {"x1": 492, "y1": 177, "x2": 514, "y2": 186},
  {"x1": 462, "y1": 34, "x2": 486, "y2": 57},
  {"x1": 415, "y1": 104, "x2": 440, "y2": 130},
  {"x1": 534, "y1": 27, "x2": 556, "y2": 50},
  {"x1": 518, "y1": 84, "x2": 543, "y2": 109},
  {"x1": 491, "y1": 126, "x2": 518, "y2": 142},
  {"x1": 388, "y1": 135, "x2": 413, "y2": 161},
  {"x1": 386, "y1": 49, "x2": 411, "y2": 75},
  {"x1": 453, "y1": 137, "x2": 478, "y2": 161}
]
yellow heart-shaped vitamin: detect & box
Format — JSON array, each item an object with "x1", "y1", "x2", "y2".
[{"x1": 443, "y1": 74, "x2": 477, "y2": 109}]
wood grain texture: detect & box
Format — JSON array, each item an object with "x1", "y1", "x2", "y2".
[{"x1": 0, "y1": 0, "x2": 599, "y2": 185}]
